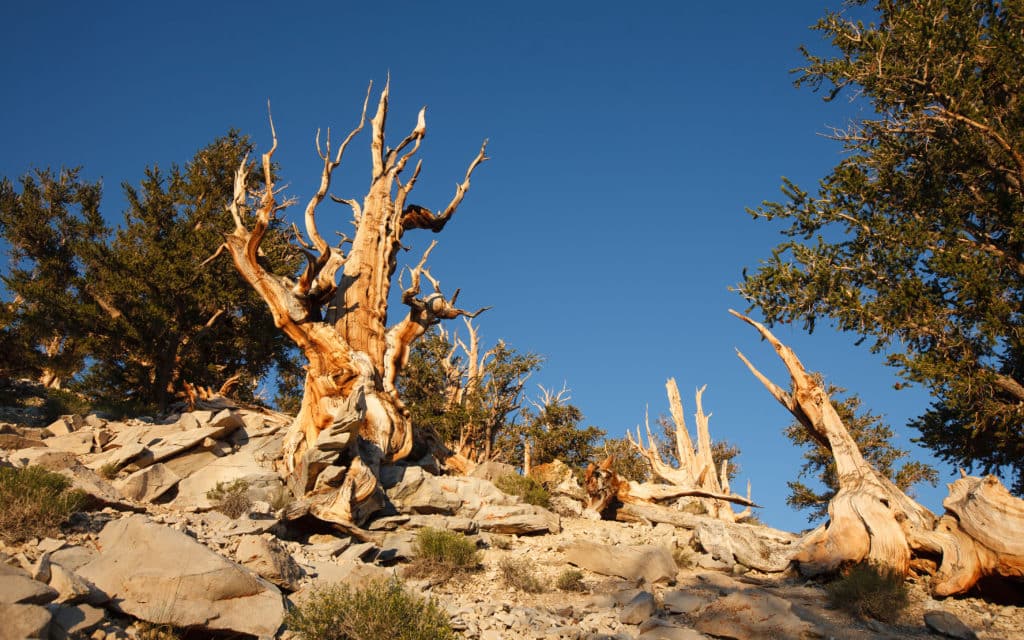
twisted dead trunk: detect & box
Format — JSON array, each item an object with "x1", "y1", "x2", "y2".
[
  {"x1": 218, "y1": 83, "x2": 487, "y2": 527},
  {"x1": 732, "y1": 309, "x2": 1024, "y2": 596}
]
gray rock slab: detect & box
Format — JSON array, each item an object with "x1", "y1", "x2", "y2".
[
  {"x1": 44, "y1": 431, "x2": 95, "y2": 455},
  {"x1": 619, "y1": 591, "x2": 656, "y2": 624},
  {"x1": 171, "y1": 449, "x2": 281, "y2": 510},
  {"x1": 662, "y1": 590, "x2": 711, "y2": 615},
  {"x1": 474, "y1": 503, "x2": 561, "y2": 535},
  {"x1": 924, "y1": 610, "x2": 979, "y2": 640},
  {"x1": 49, "y1": 546, "x2": 97, "y2": 573},
  {"x1": 47, "y1": 602, "x2": 106, "y2": 636},
  {"x1": 235, "y1": 534, "x2": 304, "y2": 591},
  {"x1": 0, "y1": 564, "x2": 58, "y2": 605},
  {"x1": 77, "y1": 514, "x2": 284, "y2": 637},
  {"x1": 0, "y1": 602, "x2": 51, "y2": 639},
  {"x1": 565, "y1": 541, "x2": 677, "y2": 585},
  {"x1": 694, "y1": 590, "x2": 822, "y2": 640},
  {"x1": 114, "y1": 463, "x2": 181, "y2": 502},
  {"x1": 0, "y1": 434, "x2": 45, "y2": 450}
]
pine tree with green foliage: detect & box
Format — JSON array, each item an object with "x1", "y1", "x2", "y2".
[
  {"x1": 0, "y1": 132, "x2": 298, "y2": 411},
  {"x1": 520, "y1": 386, "x2": 605, "y2": 470},
  {"x1": 737, "y1": 0, "x2": 1024, "y2": 490}
]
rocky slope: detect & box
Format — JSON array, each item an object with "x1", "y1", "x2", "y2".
[{"x1": 1, "y1": 401, "x2": 1021, "y2": 639}]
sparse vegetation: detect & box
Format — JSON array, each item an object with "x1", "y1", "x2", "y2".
[
  {"x1": 284, "y1": 576, "x2": 456, "y2": 640},
  {"x1": 0, "y1": 465, "x2": 88, "y2": 543},
  {"x1": 495, "y1": 473, "x2": 550, "y2": 508},
  {"x1": 206, "y1": 479, "x2": 251, "y2": 519},
  {"x1": 498, "y1": 557, "x2": 546, "y2": 593},
  {"x1": 555, "y1": 568, "x2": 586, "y2": 592},
  {"x1": 98, "y1": 462, "x2": 120, "y2": 480},
  {"x1": 134, "y1": 622, "x2": 181, "y2": 640},
  {"x1": 826, "y1": 563, "x2": 909, "y2": 623},
  {"x1": 268, "y1": 486, "x2": 292, "y2": 512},
  {"x1": 672, "y1": 545, "x2": 696, "y2": 569},
  {"x1": 405, "y1": 527, "x2": 481, "y2": 581}
]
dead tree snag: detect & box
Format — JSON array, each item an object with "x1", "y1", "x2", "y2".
[
  {"x1": 219, "y1": 83, "x2": 488, "y2": 527},
  {"x1": 627, "y1": 379, "x2": 753, "y2": 521},
  {"x1": 732, "y1": 309, "x2": 1024, "y2": 596}
]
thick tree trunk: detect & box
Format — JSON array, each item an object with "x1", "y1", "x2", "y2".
[
  {"x1": 220, "y1": 83, "x2": 487, "y2": 527},
  {"x1": 732, "y1": 309, "x2": 1024, "y2": 596}
]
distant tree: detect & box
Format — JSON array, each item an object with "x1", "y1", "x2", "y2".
[
  {"x1": 398, "y1": 322, "x2": 541, "y2": 464},
  {"x1": 599, "y1": 436, "x2": 649, "y2": 483},
  {"x1": 0, "y1": 168, "x2": 107, "y2": 387},
  {"x1": 736, "y1": 0, "x2": 1024, "y2": 490},
  {"x1": 519, "y1": 386, "x2": 605, "y2": 471},
  {"x1": 786, "y1": 384, "x2": 938, "y2": 522},
  {"x1": 0, "y1": 132, "x2": 297, "y2": 410}
]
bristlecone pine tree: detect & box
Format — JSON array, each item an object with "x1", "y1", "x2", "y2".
[
  {"x1": 733, "y1": 309, "x2": 1024, "y2": 597},
  {"x1": 736, "y1": 0, "x2": 1024, "y2": 491},
  {"x1": 219, "y1": 83, "x2": 488, "y2": 527}
]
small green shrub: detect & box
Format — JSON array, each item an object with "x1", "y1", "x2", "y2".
[
  {"x1": 41, "y1": 389, "x2": 92, "y2": 422},
  {"x1": 98, "y1": 462, "x2": 120, "y2": 480},
  {"x1": 495, "y1": 473, "x2": 550, "y2": 508},
  {"x1": 672, "y1": 545, "x2": 696, "y2": 569},
  {"x1": 826, "y1": 562, "x2": 909, "y2": 623},
  {"x1": 555, "y1": 568, "x2": 586, "y2": 592},
  {"x1": 498, "y1": 557, "x2": 546, "y2": 593},
  {"x1": 0, "y1": 466, "x2": 88, "y2": 543},
  {"x1": 284, "y1": 576, "x2": 456, "y2": 640},
  {"x1": 413, "y1": 527, "x2": 480, "y2": 568},
  {"x1": 268, "y1": 486, "x2": 293, "y2": 512},
  {"x1": 206, "y1": 479, "x2": 251, "y2": 518}
]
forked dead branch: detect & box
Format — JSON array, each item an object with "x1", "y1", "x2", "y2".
[{"x1": 217, "y1": 82, "x2": 488, "y2": 528}]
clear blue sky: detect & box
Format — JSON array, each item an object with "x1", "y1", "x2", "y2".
[{"x1": 2, "y1": 1, "x2": 959, "y2": 532}]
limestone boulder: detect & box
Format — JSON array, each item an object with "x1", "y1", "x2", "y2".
[
  {"x1": 382, "y1": 465, "x2": 463, "y2": 515},
  {"x1": 171, "y1": 449, "x2": 282, "y2": 510},
  {"x1": 474, "y1": 503, "x2": 561, "y2": 535},
  {"x1": 565, "y1": 541, "x2": 677, "y2": 585},
  {"x1": 114, "y1": 463, "x2": 181, "y2": 502},
  {"x1": 235, "y1": 534, "x2": 304, "y2": 591},
  {"x1": 0, "y1": 563, "x2": 58, "y2": 605},
  {"x1": 694, "y1": 590, "x2": 822, "y2": 640},
  {"x1": 44, "y1": 430, "x2": 95, "y2": 455},
  {"x1": 47, "y1": 602, "x2": 106, "y2": 638},
  {"x1": 0, "y1": 603, "x2": 51, "y2": 640},
  {"x1": 77, "y1": 515, "x2": 284, "y2": 637}
]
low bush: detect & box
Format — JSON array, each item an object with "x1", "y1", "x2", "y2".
[
  {"x1": 413, "y1": 527, "x2": 480, "y2": 568},
  {"x1": 826, "y1": 562, "x2": 909, "y2": 623},
  {"x1": 498, "y1": 557, "x2": 546, "y2": 593},
  {"x1": 495, "y1": 473, "x2": 550, "y2": 508},
  {"x1": 555, "y1": 568, "x2": 586, "y2": 592},
  {"x1": 284, "y1": 576, "x2": 456, "y2": 640},
  {"x1": 206, "y1": 479, "x2": 251, "y2": 518},
  {"x1": 0, "y1": 466, "x2": 88, "y2": 543}
]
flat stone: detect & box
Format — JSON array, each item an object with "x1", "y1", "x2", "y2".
[
  {"x1": 662, "y1": 590, "x2": 711, "y2": 615},
  {"x1": 565, "y1": 541, "x2": 677, "y2": 585},
  {"x1": 113, "y1": 463, "x2": 181, "y2": 502},
  {"x1": 46, "y1": 415, "x2": 83, "y2": 436},
  {"x1": 0, "y1": 602, "x2": 51, "y2": 639},
  {"x1": 235, "y1": 535, "x2": 303, "y2": 591},
  {"x1": 474, "y1": 503, "x2": 561, "y2": 535},
  {"x1": 49, "y1": 546, "x2": 97, "y2": 573},
  {"x1": 924, "y1": 610, "x2": 979, "y2": 640},
  {"x1": 77, "y1": 515, "x2": 284, "y2": 637},
  {"x1": 639, "y1": 624, "x2": 709, "y2": 640},
  {"x1": 7, "y1": 448, "x2": 77, "y2": 470},
  {"x1": 44, "y1": 431, "x2": 95, "y2": 455},
  {"x1": 171, "y1": 449, "x2": 282, "y2": 510},
  {"x1": 48, "y1": 602, "x2": 106, "y2": 636},
  {"x1": 0, "y1": 434, "x2": 45, "y2": 450},
  {"x1": 694, "y1": 590, "x2": 821, "y2": 640},
  {"x1": 0, "y1": 563, "x2": 58, "y2": 604},
  {"x1": 619, "y1": 591, "x2": 656, "y2": 624},
  {"x1": 161, "y1": 448, "x2": 219, "y2": 479},
  {"x1": 48, "y1": 563, "x2": 95, "y2": 604}
]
